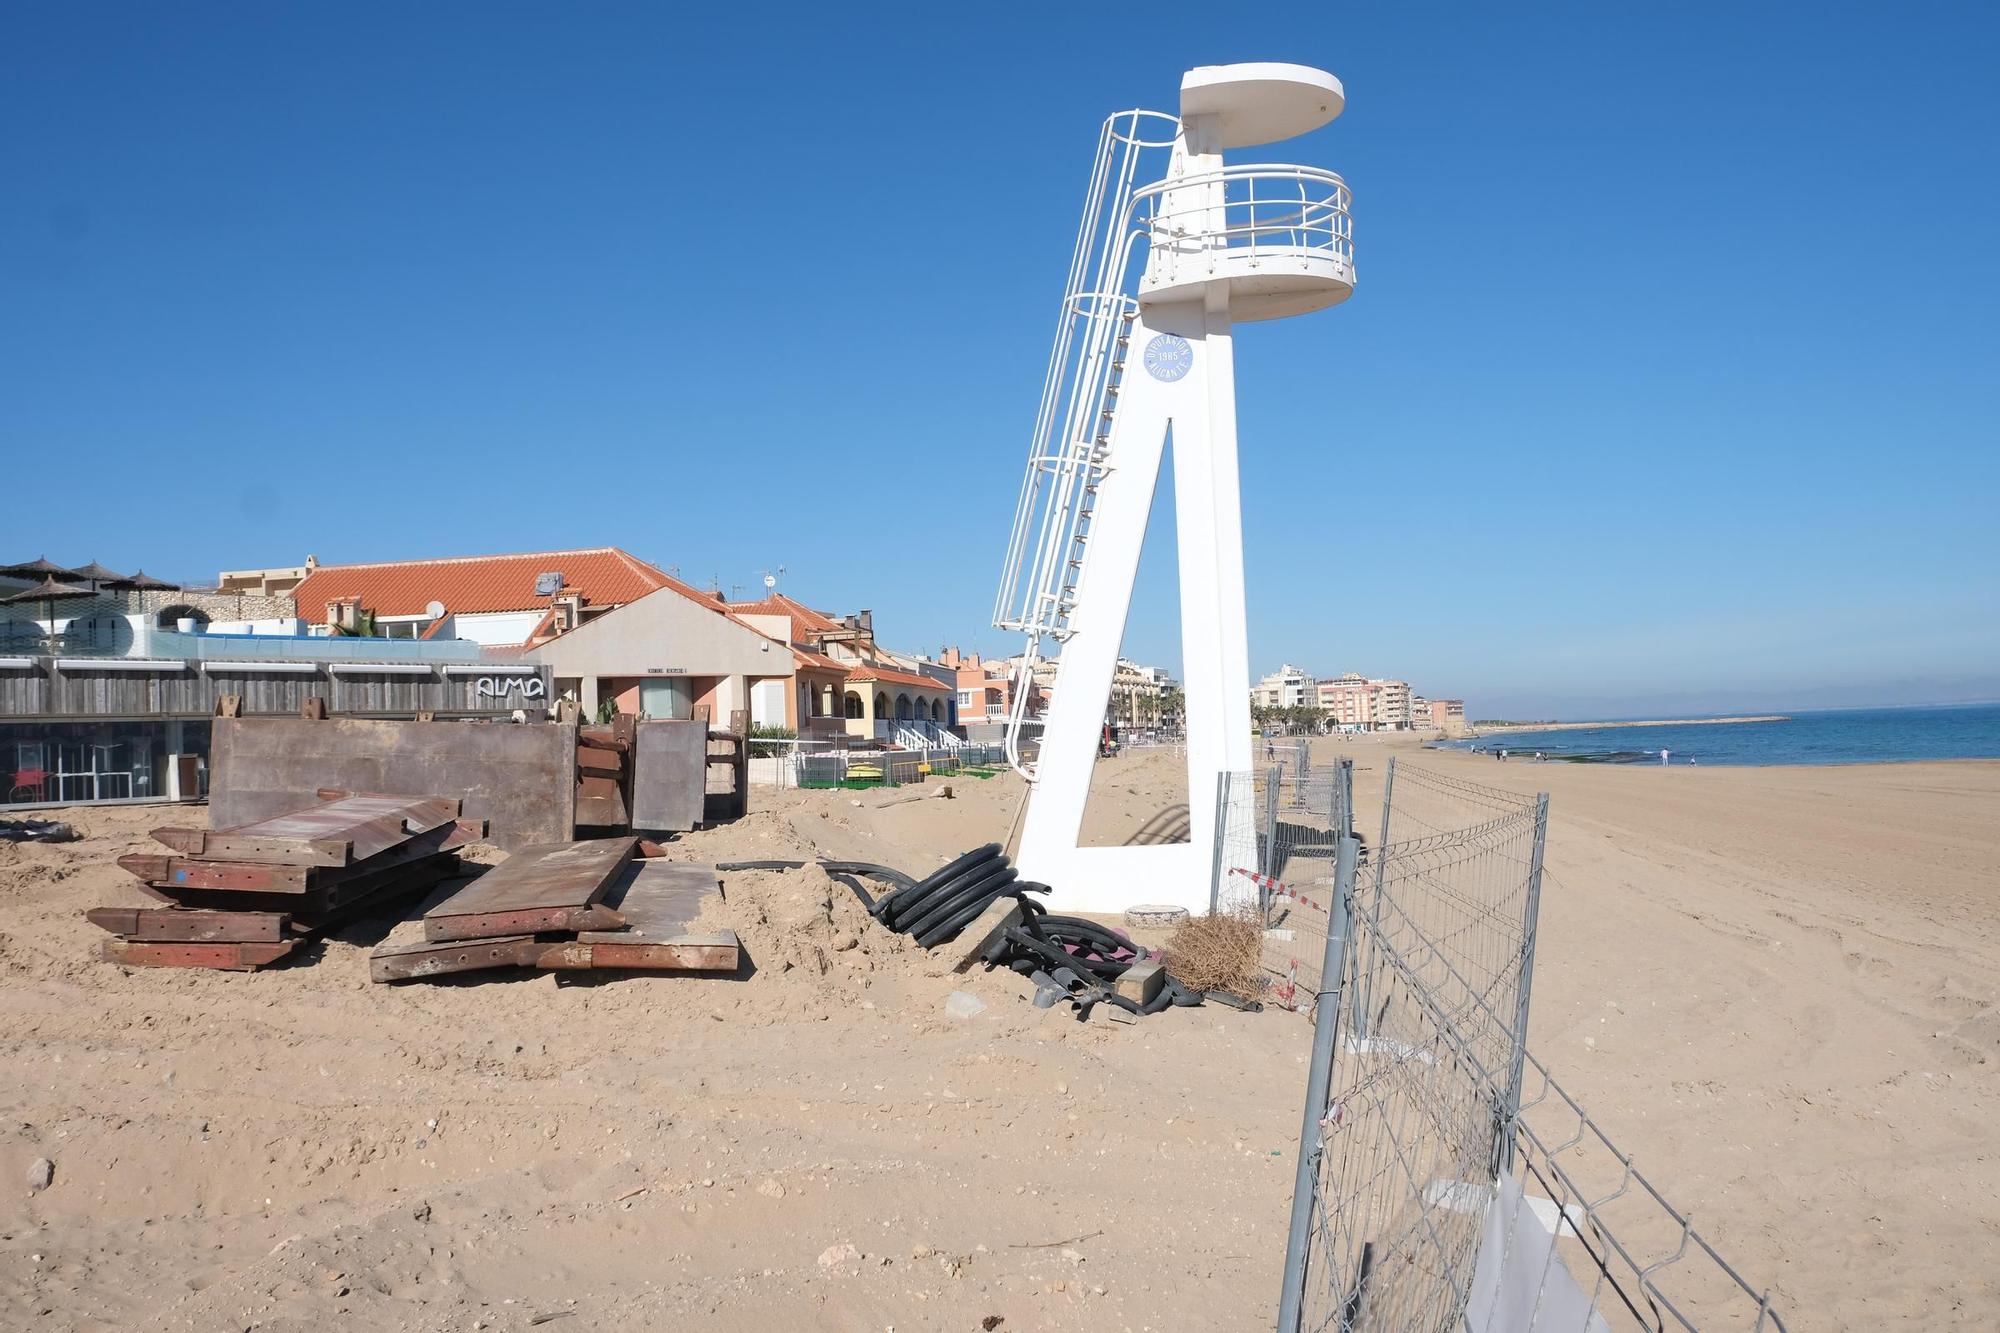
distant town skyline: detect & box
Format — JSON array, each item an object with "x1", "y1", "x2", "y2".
[{"x1": 4, "y1": 6, "x2": 1994, "y2": 720}]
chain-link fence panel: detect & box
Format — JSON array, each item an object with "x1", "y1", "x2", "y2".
[
  {"x1": 1278, "y1": 760, "x2": 1786, "y2": 1332},
  {"x1": 1208, "y1": 758, "x2": 1355, "y2": 1012}
]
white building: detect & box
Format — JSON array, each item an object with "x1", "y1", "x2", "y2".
[{"x1": 1251, "y1": 663, "x2": 1315, "y2": 709}]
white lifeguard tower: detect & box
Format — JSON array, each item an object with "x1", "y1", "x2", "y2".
[{"x1": 994, "y1": 63, "x2": 1355, "y2": 913}]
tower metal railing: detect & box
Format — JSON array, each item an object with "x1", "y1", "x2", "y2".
[{"x1": 1135, "y1": 163, "x2": 1354, "y2": 292}]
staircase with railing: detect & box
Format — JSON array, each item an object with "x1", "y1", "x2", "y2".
[
  {"x1": 875, "y1": 718, "x2": 968, "y2": 751},
  {"x1": 993, "y1": 110, "x2": 1178, "y2": 779}
]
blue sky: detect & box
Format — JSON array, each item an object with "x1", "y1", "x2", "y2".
[{"x1": 4, "y1": 4, "x2": 1996, "y2": 718}]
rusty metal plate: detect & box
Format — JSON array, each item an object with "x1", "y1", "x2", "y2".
[
  {"x1": 369, "y1": 935, "x2": 537, "y2": 982},
  {"x1": 528, "y1": 932, "x2": 739, "y2": 972},
  {"x1": 149, "y1": 828, "x2": 349, "y2": 867},
  {"x1": 422, "y1": 837, "x2": 635, "y2": 942},
  {"x1": 576, "y1": 860, "x2": 718, "y2": 942},
  {"x1": 575, "y1": 774, "x2": 628, "y2": 829},
  {"x1": 86, "y1": 908, "x2": 289, "y2": 942},
  {"x1": 116, "y1": 854, "x2": 313, "y2": 895},
  {"x1": 575, "y1": 747, "x2": 624, "y2": 775},
  {"x1": 631, "y1": 720, "x2": 706, "y2": 832},
  {"x1": 101, "y1": 938, "x2": 296, "y2": 971},
  {"x1": 210, "y1": 717, "x2": 576, "y2": 852}
]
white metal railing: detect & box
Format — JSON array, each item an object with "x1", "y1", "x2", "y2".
[
  {"x1": 993, "y1": 109, "x2": 1180, "y2": 779},
  {"x1": 1136, "y1": 164, "x2": 1352, "y2": 282},
  {"x1": 874, "y1": 718, "x2": 966, "y2": 750},
  {"x1": 994, "y1": 110, "x2": 1175, "y2": 639}
]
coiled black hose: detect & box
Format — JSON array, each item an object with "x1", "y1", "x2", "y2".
[
  {"x1": 791, "y1": 843, "x2": 1219, "y2": 1022},
  {"x1": 872, "y1": 843, "x2": 1004, "y2": 926},
  {"x1": 817, "y1": 860, "x2": 919, "y2": 893}
]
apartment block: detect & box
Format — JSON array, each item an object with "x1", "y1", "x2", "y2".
[{"x1": 1252, "y1": 663, "x2": 1315, "y2": 709}]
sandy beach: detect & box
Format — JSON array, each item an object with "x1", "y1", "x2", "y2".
[{"x1": 3, "y1": 737, "x2": 1996, "y2": 1329}]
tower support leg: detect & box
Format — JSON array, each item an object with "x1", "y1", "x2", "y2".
[{"x1": 1015, "y1": 293, "x2": 1255, "y2": 913}]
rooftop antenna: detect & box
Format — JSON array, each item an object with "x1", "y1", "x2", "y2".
[
  {"x1": 760, "y1": 566, "x2": 785, "y2": 593},
  {"x1": 993, "y1": 62, "x2": 1354, "y2": 914}
]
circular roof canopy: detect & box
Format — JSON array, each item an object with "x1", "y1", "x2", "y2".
[{"x1": 1179, "y1": 63, "x2": 1344, "y2": 148}]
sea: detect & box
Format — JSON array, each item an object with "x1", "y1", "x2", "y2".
[{"x1": 1436, "y1": 703, "x2": 2000, "y2": 767}]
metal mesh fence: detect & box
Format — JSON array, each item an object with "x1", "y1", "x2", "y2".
[
  {"x1": 1210, "y1": 759, "x2": 1354, "y2": 1011},
  {"x1": 1275, "y1": 756, "x2": 1786, "y2": 1333},
  {"x1": 790, "y1": 745, "x2": 990, "y2": 789}
]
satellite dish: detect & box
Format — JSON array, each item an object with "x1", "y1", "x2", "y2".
[
  {"x1": 763, "y1": 574, "x2": 777, "y2": 590},
  {"x1": 425, "y1": 600, "x2": 446, "y2": 620},
  {"x1": 534, "y1": 571, "x2": 563, "y2": 597}
]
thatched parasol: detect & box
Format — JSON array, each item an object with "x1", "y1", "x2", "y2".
[
  {"x1": 1, "y1": 577, "x2": 98, "y2": 647},
  {"x1": 70, "y1": 560, "x2": 134, "y2": 589},
  {"x1": 0, "y1": 556, "x2": 83, "y2": 582},
  {"x1": 1, "y1": 577, "x2": 95, "y2": 605}
]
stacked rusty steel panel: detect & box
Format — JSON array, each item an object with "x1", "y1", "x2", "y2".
[
  {"x1": 575, "y1": 718, "x2": 634, "y2": 831},
  {"x1": 371, "y1": 836, "x2": 739, "y2": 982},
  {"x1": 91, "y1": 792, "x2": 485, "y2": 970}
]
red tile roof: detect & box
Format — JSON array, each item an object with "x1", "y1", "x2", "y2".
[
  {"x1": 294, "y1": 547, "x2": 669, "y2": 620},
  {"x1": 848, "y1": 663, "x2": 950, "y2": 693},
  {"x1": 731, "y1": 592, "x2": 847, "y2": 642},
  {"x1": 791, "y1": 645, "x2": 850, "y2": 675}
]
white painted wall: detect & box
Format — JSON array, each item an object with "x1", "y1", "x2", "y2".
[
  {"x1": 454, "y1": 610, "x2": 545, "y2": 647},
  {"x1": 529, "y1": 589, "x2": 791, "y2": 706},
  {"x1": 737, "y1": 613, "x2": 791, "y2": 644},
  {"x1": 207, "y1": 618, "x2": 306, "y2": 635},
  {"x1": 710, "y1": 675, "x2": 747, "y2": 724}
]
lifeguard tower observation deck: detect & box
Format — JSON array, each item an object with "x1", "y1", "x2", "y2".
[{"x1": 995, "y1": 62, "x2": 1355, "y2": 913}]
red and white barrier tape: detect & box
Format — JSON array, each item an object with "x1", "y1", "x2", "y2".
[
  {"x1": 1229, "y1": 866, "x2": 1329, "y2": 915},
  {"x1": 1228, "y1": 867, "x2": 1329, "y2": 1015}
]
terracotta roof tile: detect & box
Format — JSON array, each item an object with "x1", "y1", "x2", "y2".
[
  {"x1": 294, "y1": 547, "x2": 669, "y2": 620},
  {"x1": 731, "y1": 593, "x2": 847, "y2": 641},
  {"x1": 848, "y1": 664, "x2": 951, "y2": 692}
]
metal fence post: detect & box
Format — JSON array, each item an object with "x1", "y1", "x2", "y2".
[
  {"x1": 1499, "y1": 791, "x2": 1549, "y2": 1173},
  {"x1": 1263, "y1": 762, "x2": 1283, "y2": 877},
  {"x1": 1277, "y1": 833, "x2": 1359, "y2": 1333},
  {"x1": 1344, "y1": 758, "x2": 1355, "y2": 837},
  {"x1": 1208, "y1": 769, "x2": 1230, "y2": 913},
  {"x1": 1353, "y1": 756, "x2": 1395, "y2": 1041}
]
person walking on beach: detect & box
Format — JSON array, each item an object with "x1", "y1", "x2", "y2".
[{"x1": 1659, "y1": 748, "x2": 1670, "y2": 766}]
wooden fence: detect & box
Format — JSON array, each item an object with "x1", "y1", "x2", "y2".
[{"x1": 0, "y1": 657, "x2": 552, "y2": 722}]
